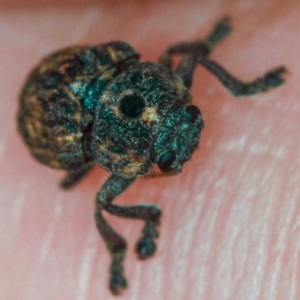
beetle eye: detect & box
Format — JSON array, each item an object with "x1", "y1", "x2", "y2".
[
  {"x1": 158, "y1": 150, "x2": 177, "y2": 172},
  {"x1": 186, "y1": 105, "x2": 201, "y2": 122}
]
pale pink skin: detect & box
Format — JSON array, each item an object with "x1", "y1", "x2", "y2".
[{"x1": 1, "y1": 1, "x2": 299, "y2": 299}]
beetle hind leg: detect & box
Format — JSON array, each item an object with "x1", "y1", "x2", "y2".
[{"x1": 60, "y1": 163, "x2": 94, "y2": 189}]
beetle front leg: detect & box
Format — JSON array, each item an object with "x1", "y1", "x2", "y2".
[
  {"x1": 158, "y1": 17, "x2": 232, "y2": 69},
  {"x1": 196, "y1": 56, "x2": 287, "y2": 96},
  {"x1": 104, "y1": 203, "x2": 161, "y2": 259},
  {"x1": 159, "y1": 17, "x2": 232, "y2": 88},
  {"x1": 95, "y1": 174, "x2": 161, "y2": 295},
  {"x1": 94, "y1": 210, "x2": 128, "y2": 295}
]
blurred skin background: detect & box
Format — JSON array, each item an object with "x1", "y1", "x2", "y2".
[{"x1": 1, "y1": 0, "x2": 300, "y2": 299}]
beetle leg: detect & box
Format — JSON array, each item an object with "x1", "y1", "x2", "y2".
[
  {"x1": 95, "y1": 174, "x2": 161, "y2": 295},
  {"x1": 95, "y1": 208, "x2": 128, "y2": 295},
  {"x1": 196, "y1": 56, "x2": 287, "y2": 96},
  {"x1": 159, "y1": 17, "x2": 232, "y2": 88},
  {"x1": 175, "y1": 56, "x2": 197, "y2": 89},
  {"x1": 159, "y1": 17, "x2": 231, "y2": 67},
  {"x1": 205, "y1": 16, "x2": 232, "y2": 50},
  {"x1": 159, "y1": 16, "x2": 286, "y2": 94},
  {"x1": 104, "y1": 203, "x2": 161, "y2": 260},
  {"x1": 60, "y1": 163, "x2": 94, "y2": 189}
]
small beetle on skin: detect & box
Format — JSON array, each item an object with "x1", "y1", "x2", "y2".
[{"x1": 17, "y1": 18, "x2": 286, "y2": 295}]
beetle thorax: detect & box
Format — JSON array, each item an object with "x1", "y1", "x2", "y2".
[{"x1": 91, "y1": 62, "x2": 191, "y2": 178}]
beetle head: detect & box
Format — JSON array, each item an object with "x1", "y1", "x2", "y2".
[{"x1": 150, "y1": 103, "x2": 205, "y2": 174}]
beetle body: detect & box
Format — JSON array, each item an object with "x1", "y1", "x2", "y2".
[
  {"x1": 18, "y1": 42, "x2": 140, "y2": 171},
  {"x1": 17, "y1": 18, "x2": 286, "y2": 295},
  {"x1": 18, "y1": 41, "x2": 203, "y2": 178}
]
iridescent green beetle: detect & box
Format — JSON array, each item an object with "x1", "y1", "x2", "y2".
[{"x1": 17, "y1": 18, "x2": 286, "y2": 295}]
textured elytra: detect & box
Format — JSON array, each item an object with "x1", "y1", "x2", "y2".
[{"x1": 18, "y1": 41, "x2": 140, "y2": 171}]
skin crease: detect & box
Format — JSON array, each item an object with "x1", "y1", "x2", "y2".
[{"x1": 1, "y1": 0, "x2": 300, "y2": 299}]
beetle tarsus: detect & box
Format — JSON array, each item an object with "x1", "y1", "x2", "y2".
[
  {"x1": 109, "y1": 261, "x2": 128, "y2": 295},
  {"x1": 263, "y1": 67, "x2": 287, "y2": 88},
  {"x1": 136, "y1": 221, "x2": 159, "y2": 259},
  {"x1": 206, "y1": 16, "x2": 232, "y2": 49}
]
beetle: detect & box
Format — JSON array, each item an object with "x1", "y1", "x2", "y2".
[{"x1": 17, "y1": 17, "x2": 286, "y2": 295}]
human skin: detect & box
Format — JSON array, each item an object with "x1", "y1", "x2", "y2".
[{"x1": 1, "y1": 1, "x2": 300, "y2": 299}]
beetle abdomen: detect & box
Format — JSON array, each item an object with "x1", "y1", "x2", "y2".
[{"x1": 18, "y1": 41, "x2": 139, "y2": 170}]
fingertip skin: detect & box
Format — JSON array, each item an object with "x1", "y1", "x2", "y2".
[{"x1": 4, "y1": 1, "x2": 295, "y2": 299}]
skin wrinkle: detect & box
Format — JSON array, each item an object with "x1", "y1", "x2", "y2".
[
  {"x1": 25, "y1": 196, "x2": 63, "y2": 300},
  {"x1": 275, "y1": 174, "x2": 300, "y2": 300},
  {"x1": 289, "y1": 248, "x2": 299, "y2": 300},
  {"x1": 76, "y1": 231, "x2": 97, "y2": 300},
  {"x1": 171, "y1": 188, "x2": 203, "y2": 299},
  {"x1": 11, "y1": 180, "x2": 27, "y2": 226},
  {"x1": 249, "y1": 170, "x2": 278, "y2": 300},
  {"x1": 189, "y1": 176, "x2": 224, "y2": 300},
  {"x1": 187, "y1": 193, "x2": 207, "y2": 300},
  {"x1": 260, "y1": 170, "x2": 290, "y2": 299}
]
